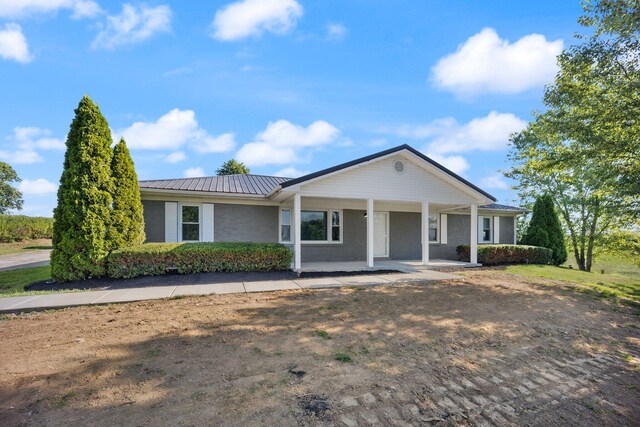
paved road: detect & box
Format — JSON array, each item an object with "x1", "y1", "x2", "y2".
[{"x1": 0, "y1": 250, "x2": 51, "y2": 271}]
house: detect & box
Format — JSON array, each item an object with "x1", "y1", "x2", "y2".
[{"x1": 139, "y1": 144, "x2": 525, "y2": 271}]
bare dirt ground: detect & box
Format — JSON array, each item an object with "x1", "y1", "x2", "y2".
[{"x1": 1, "y1": 270, "x2": 639, "y2": 426}]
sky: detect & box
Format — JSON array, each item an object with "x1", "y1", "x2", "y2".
[{"x1": 0, "y1": 0, "x2": 584, "y2": 217}]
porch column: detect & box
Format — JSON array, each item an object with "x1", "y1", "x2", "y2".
[
  {"x1": 470, "y1": 204, "x2": 478, "y2": 264},
  {"x1": 421, "y1": 201, "x2": 429, "y2": 265},
  {"x1": 367, "y1": 198, "x2": 374, "y2": 268},
  {"x1": 294, "y1": 192, "x2": 301, "y2": 271}
]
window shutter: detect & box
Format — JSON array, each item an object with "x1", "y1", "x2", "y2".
[
  {"x1": 165, "y1": 202, "x2": 178, "y2": 243},
  {"x1": 493, "y1": 216, "x2": 500, "y2": 244},
  {"x1": 440, "y1": 214, "x2": 448, "y2": 244},
  {"x1": 202, "y1": 203, "x2": 214, "y2": 242}
]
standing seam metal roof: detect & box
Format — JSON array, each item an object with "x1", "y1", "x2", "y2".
[{"x1": 139, "y1": 174, "x2": 291, "y2": 196}]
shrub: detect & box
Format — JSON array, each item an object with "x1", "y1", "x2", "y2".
[
  {"x1": 522, "y1": 194, "x2": 567, "y2": 265},
  {"x1": 0, "y1": 215, "x2": 54, "y2": 242},
  {"x1": 107, "y1": 242, "x2": 292, "y2": 279},
  {"x1": 456, "y1": 244, "x2": 553, "y2": 265}
]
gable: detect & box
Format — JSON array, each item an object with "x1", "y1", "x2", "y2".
[{"x1": 298, "y1": 154, "x2": 485, "y2": 204}]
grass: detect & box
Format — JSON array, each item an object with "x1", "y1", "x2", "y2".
[
  {"x1": 0, "y1": 239, "x2": 52, "y2": 256},
  {"x1": 0, "y1": 265, "x2": 52, "y2": 295},
  {"x1": 334, "y1": 352, "x2": 353, "y2": 363},
  {"x1": 313, "y1": 329, "x2": 332, "y2": 340},
  {"x1": 505, "y1": 263, "x2": 639, "y2": 303}
]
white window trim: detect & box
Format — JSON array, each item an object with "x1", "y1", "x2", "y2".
[
  {"x1": 178, "y1": 203, "x2": 202, "y2": 242},
  {"x1": 428, "y1": 213, "x2": 439, "y2": 243},
  {"x1": 279, "y1": 208, "x2": 292, "y2": 244},
  {"x1": 479, "y1": 215, "x2": 493, "y2": 243},
  {"x1": 300, "y1": 209, "x2": 343, "y2": 244}
]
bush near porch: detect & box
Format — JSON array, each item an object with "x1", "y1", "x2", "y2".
[
  {"x1": 107, "y1": 242, "x2": 292, "y2": 279},
  {"x1": 457, "y1": 244, "x2": 553, "y2": 265}
]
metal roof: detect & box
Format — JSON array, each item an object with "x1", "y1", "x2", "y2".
[
  {"x1": 480, "y1": 203, "x2": 527, "y2": 211},
  {"x1": 281, "y1": 144, "x2": 497, "y2": 202},
  {"x1": 139, "y1": 174, "x2": 290, "y2": 196}
]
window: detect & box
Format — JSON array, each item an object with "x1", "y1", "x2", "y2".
[
  {"x1": 331, "y1": 211, "x2": 341, "y2": 241},
  {"x1": 280, "y1": 209, "x2": 291, "y2": 243},
  {"x1": 480, "y1": 216, "x2": 492, "y2": 243},
  {"x1": 300, "y1": 210, "x2": 342, "y2": 243},
  {"x1": 428, "y1": 214, "x2": 438, "y2": 242},
  {"x1": 301, "y1": 211, "x2": 327, "y2": 241},
  {"x1": 181, "y1": 205, "x2": 200, "y2": 241}
]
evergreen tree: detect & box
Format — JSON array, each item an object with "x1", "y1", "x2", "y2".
[
  {"x1": 51, "y1": 96, "x2": 114, "y2": 282},
  {"x1": 522, "y1": 194, "x2": 568, "y2": 265},
  {"x1": 110, "y1": 138, "x2": 145, "y2": 250},
  {"x1": 216, "y1": 159, "x2": 250, "y2": 175}
]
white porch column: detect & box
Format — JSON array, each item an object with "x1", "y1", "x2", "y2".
[
  {"x1": 294, "y1": 192, "x2": 301, "y2": 271},
  {"x1": 367, "y1": 198, "x2": 374, "y2": 268},
  {"x1": 421, "y1": 201, "x2": 430, "y2": 265},
  {"x1": 470, "y1": 204, "x2": 478, "y2": 264}
]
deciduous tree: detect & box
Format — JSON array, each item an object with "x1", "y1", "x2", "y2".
[
  {"x1": 0, "y1": 162, "x2": 23, "y2": 213},
  {"x1": 216, "y1": 159, "x2": 249, "y2": 175}
]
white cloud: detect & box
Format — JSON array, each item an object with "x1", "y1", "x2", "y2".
[
  {"x1": 116, "y1": 109, "x2": 235, "y2": 153},
  {"x1": 164, "y1": 151, "x2": 186, "y2": 163},
  {"x1": 236, "y1": 119, "x2": 340, "y2": 167},
  {"x1": 184, "y1": 167, "x2": 205, "y2": 178},
  {"x1": 0, "y1": 23, "x2": 33, "y2": 63},
  {"x1": 431, "y1": 27, "x2": 563, "y2": 95},
  {"x1": 480, "y1": 174, "x2": 510, "y2": 190},
  {"x1": 191, "y1": 132, "x2": 236, "y2": 154},
  {"x1": 425, "y1": 153, "x2": 470, "y2": 176},
  {"x1": 10, "y1": 127, "x2": 65, "y2": 150},
  {"x1": 92, "y1": 3, "x2": 172, "y2": 49},
  {"x1": 0, "y1": 0, "x2": 102, "y2": 19},
  {"x1": 394, "y1": 111, "x2": 527, "y2": 155},
  {"x1": 19, "y1": 178, "x2": 58, "y2": 195},
  {"x1": 273, "y1": 166, "x2": 309, "y2": 178},
  {"x1": 0, "y1": 150, "x2": 43, "y2": 164},
  {"x1": 212, "y1": 0, "x2": 303, "y2": 41},
  {"x1": 326, "y1": 23, "x2": 346, "y2": 41}
]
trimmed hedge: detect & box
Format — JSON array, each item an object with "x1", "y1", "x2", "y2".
[
  {"x1": 0, "y1": 215, "x2": 54, "y2": 242},
  {"x1": 456, "y1": 244, "x2": 553, "y2": 266},
  {"x1": 107, "y1": 242, "x2": 292, "y2": 279}
]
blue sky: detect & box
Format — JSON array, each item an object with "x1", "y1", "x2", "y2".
[{"x1": 0, "y1": 0, "x2": 583, "y2": 216}]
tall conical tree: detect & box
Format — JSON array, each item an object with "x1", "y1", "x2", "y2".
[
  {"x1": 110, "y1": 138, "x2": 145, "y2": 249},
  {"x1": 51, "y1": 96, "x2": 114, "y2": 282},
  {"x1": 522, "y1": 194, "x2": 568, "y2": 265}
]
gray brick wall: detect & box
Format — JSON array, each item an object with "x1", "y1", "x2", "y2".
[
  {"x1": 214, "y1": 204, "x2": 279, "y2": 242},
  {"x1": 389, "y1": 212, "x2": 421, "y2": 259},
  {"x1": 499, "y1": 216, "x2": 515, "y2": 244},
  {"x1": 142, "y1": 200, "x2": 165, "y2": 242}
]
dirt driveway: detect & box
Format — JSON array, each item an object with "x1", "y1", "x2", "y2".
[{"x1": 1, "y1": 270, "x2": 638, "y2": 426}]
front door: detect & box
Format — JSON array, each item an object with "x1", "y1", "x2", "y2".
[{"x1": 374, "y1": 212, "x2": 389, "y2": 257}]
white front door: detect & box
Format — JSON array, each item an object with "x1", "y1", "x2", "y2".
[{"x1": 374, "y1": 212, "x2": 389, "y2": 257}]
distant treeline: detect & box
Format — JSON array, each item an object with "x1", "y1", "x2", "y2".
[{"x1": 0, "y1": 215, "x2": 54, "y2": 242}]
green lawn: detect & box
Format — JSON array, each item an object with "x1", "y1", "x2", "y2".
[
  {"x1": 0, "y1": 239, "x2": 53, "y2": 256},
  {"x1": 0, "y1": 266, "x2": 52, "y2": 295},
  {"x1": 505, "y1": 264, "x2": 640, "y2": 303}
]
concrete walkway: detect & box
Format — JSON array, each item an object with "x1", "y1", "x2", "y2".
[
  {"x1": 0, "y1": 250, "x2": 51, "y2": 271},
  {"x1": 0, "y1": 270, "x2": 460, "y2": 314}
]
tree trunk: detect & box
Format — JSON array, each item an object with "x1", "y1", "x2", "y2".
[{"x1": 585, "y1": 198, "x2": 601, "y2": 273}]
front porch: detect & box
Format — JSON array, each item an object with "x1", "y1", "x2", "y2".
[
  {"x1": 300, "y1": 259, "x2": 481, "y2": 273},
  {"x1": 284, "y1": 193, "x2": 482, "y2": 272}
]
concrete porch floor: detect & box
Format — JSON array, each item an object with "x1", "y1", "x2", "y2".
[{"x1": 300, "y1": 259, "x2": 481, "y2": 273}]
